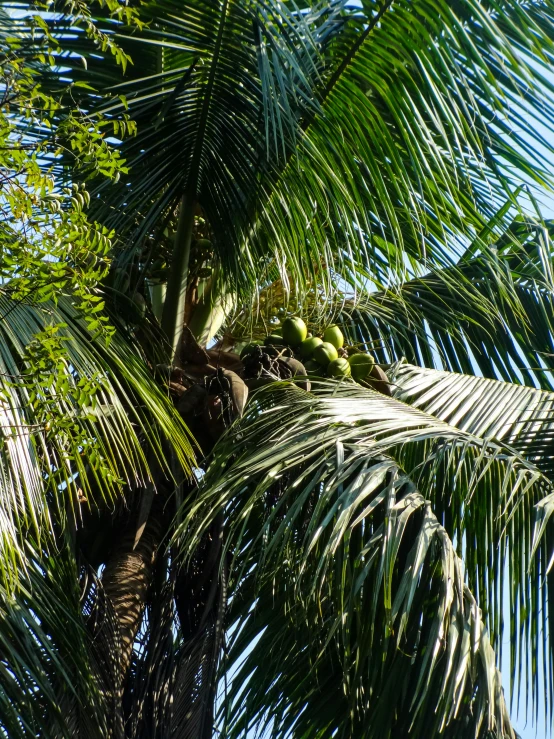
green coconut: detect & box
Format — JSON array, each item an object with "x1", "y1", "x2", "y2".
[
  {"x1": 327, "y1": 357, "x2": 351, "y2": 378},
  {"x1": 264, "y1": 334, "x2": 285, "y2": 346},
  {"x1": 298, "y1": 336, "x2": 323, "y2": 359},
  {"x1": 281, "y1": 316, "x2": 308, "y2": 346},
  {"x1": 304, "y1": 359, "x2": 325, "y2": 377},
  {"x1": 313, "y1": 342, "x2": 339, "y2": 366},
  {"x1": 195, "y1": 238, "x2": 213, "y2": 251},
  {"x1": 348, "y1": 353, "x2": 375, "y2": 381},
  {"x1": 323, "y1": 325, "x2": 344, "y2": 349}
]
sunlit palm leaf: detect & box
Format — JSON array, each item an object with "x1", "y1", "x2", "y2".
[
  {"x1": 7, "y1": 0, "x2": 554, "y2": 301},
  {"x1": 176, "y1": 382, "x2": 554, "y2": 736},
  {"x1": 391, "y1": 361, "x2": 554, "y2": 479},
  {"x1": 220, "y1": 468, "x2": 513, "y2": 738},
  {"x1": 390, "y1": 359, "x2": 554, "y2": 710}
]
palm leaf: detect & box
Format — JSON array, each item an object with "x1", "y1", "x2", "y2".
[
  {"x1": 176, "y1": 382, "x2": 554, "y2": 735},
  {"x1": 8, "y1": 0, "x2": 554, "y2": 303},
  {"x1": 390, "y1": 359, "x2": 554, "y2": 712},
  {"x1": 226, "y1": 0, "x2": 554, "y2": 295},
  {"x1": 340, "y1": 213, "x2": 554, "y2": 384},
  {"x1": 0, "y1": 287, "x2": 196, "y2": 736},
  {"x1": 122, "y1": 530, "x2": 225, "y2": 739},
  {"x1": 391, "y1": 361, "x2": 554, "y2": 480},
  {"x1": 220, "y1": 467, "x2": 513, "y2": 738},
  {"x1": 0, "y1": 543, "x2": 118, "y2": 739},
  {"x1": 0, "y1": 291, "x2": 194, "y2": 591}
]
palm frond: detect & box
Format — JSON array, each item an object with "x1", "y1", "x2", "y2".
[
  {"x1": 121, "y1": 528, "x2": 225, "y2": 739},
  {"x1": 0, "y1": 292, "x2": 194, "y2": 591},
  {"x1": 347, "y1": 273, "x2": 554, "y2": 389},
  {"x1": 176, "y1": 382, "x2": 554, "y2": 734},
  {"x1": 0, "y1": 543, "x2": 118, "y2": 739},
  {"x1": 13, "y1": 0, "x2": 331, "y2": 245},
  {"x1": 220, "y1": 469, "x2": 513, "y2": 738},
  {"x1": 336, "y1": 214, "x2": 554, "y2": 385},
  {"x1": 391, "y1": 361, "x2": 554, "y2": 480},
  {"x1": 8, "y1": 0, "x2": 554, "y2": 302},
  {"x1": 232, "y1": 0, "x2": 554, "y2": 296},
  {"x1": 390, "y1": 359, "x2": 554, "y2": 713}
]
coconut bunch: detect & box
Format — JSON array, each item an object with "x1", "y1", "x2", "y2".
[
  {"x1": 240, "y1": 316, "x2": 391, "y2": 395},
  {"x1": 153, "y1": 316, "x2": 392, "y2": 460}
]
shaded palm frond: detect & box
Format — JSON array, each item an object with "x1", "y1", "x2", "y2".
[
  {"x1": 347, "y1": 273, "x2": 554, "y2": 389},
  {"x1": 170, "y1": 514, "x2": 226, "y2": 739},
  {"x1": 220, "y1": 470, "x2": 513, "y2": 738},
  {"x1": 9, "y1": 516, "x2": 226, "y2": 739},
  {"x1": 122, "y1": 549, "x2": 178, "y2": 739},
  {"x1": 80, "y1": 563, "x2": 124, "y2": 737},
  {"x1": 0, "y1": 543, "x2": 118, "y2": 739},
  {"x1": 122, "y1": 527, "x2": 225, "y2": 739},
  {"x1": 9, "y1": 0, "x2": 334, "y2": 253},
  {"x1": 170, "y1": 613, "x2": 225, "y2": 739},
  {"x1": 0, "y1": 292, "x2": 194, "y2": 591},
  {"x1": 339, "y1": 213, "x2": 554, "y2": 378}
]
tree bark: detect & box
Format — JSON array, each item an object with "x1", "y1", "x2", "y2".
[{"x1": 101, "y1": 504, "x2": 164, "y2": 682}]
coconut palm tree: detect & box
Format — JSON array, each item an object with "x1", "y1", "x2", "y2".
[{"x1": 3, "y1": 0, "x2": 554, "y2": 737}]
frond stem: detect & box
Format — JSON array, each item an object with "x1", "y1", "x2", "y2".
[
  {"x1": 162, "y1": 0, "x2": 231, "y2": 360},
  {"x1": 307, "y1": 0, "x2": 395, "y2": 128},
  {"x1": 161, "y1": 191, "x2": 197, "y2": 361}
]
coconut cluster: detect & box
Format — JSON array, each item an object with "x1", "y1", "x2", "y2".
[{"x1": 241, "y1": 316, "x2": 384, "y2": 388}]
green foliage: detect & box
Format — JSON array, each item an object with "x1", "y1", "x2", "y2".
[
  {"x1": 178, "y1": 383, "x2": 548, "y2": 737},
  {"x1": 0, "y1": 0, "x2": 195, "y2": 591},
  {"x1": 0, "y1": 0, "x2": 140, "y2": 341},
  {"x1": 4, "y1": 1, "x2": 554, "y2": 737},
  {"x1": 0, "y1": 295, "x2": 193, "y2": 594},
  {"x1": 0, "y1": 544, "x2": 111, "y2": 739},
  {"x1": 23, "y1": 0, "x2": 554, "y2": 299}
]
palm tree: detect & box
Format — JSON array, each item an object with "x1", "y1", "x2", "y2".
[{"x1": 3, "y1": 0, "x2": 554, "y2": 736}]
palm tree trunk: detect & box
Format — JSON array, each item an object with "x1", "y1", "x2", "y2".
[{"x1": 101, "y1": 506, "x2": 164, "y2": 681}]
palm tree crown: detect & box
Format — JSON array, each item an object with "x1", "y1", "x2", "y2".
[{"x1": 3, "y1": 0, "x2": 554, "y2": 737}]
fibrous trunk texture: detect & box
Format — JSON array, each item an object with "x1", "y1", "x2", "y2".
[{"x1": 102, "y1": 508, "x2": 164, "y2": 681}]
